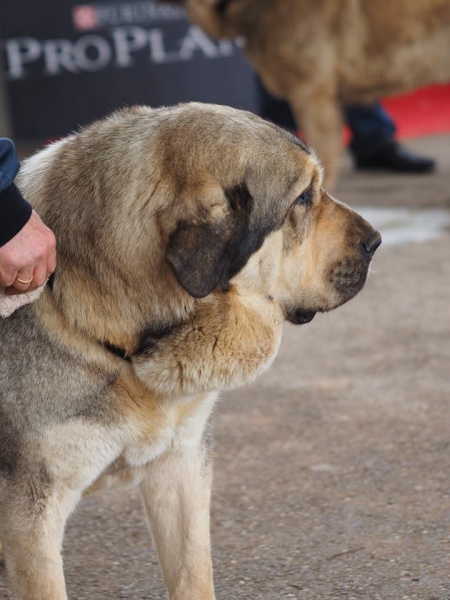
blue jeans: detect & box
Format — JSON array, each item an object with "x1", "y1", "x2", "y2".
[
  {"x1": 344, "y1": 104, "x2": 396, "y2": 159},
  {"x1": 0, "y1": 138, "x2": 20, "y2": 194}
]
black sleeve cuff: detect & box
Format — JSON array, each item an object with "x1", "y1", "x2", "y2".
[{"x1": 0, "y1": 183, "x2": 33, "y2": 247}]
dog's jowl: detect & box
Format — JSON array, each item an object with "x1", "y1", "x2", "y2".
[{"x1": 0, "y1": 103, "x2": 380, "y2": 600}]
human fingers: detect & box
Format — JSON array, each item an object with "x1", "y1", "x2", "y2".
[
  {"x1": 5, "y1": 268, "x2": 35, "y2": 295},
  {"x1": 4, "y1": 236, "x2": 55, "y2": 297},
  {"x1": 29, "y1": 261, "x2": 48, "y2": 291},
  {"x1": 0, "y1": 264, "x2": 18, "y2": 288}
]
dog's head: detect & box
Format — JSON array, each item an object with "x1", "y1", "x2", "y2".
[
  {"x1": 157, "y1": 0, "x2": 255, "y2": 39},
  {"x1": 153, "y1": 103, "x2": 380, "y2": 322},
  {"x1": 23, "y1": 104, "x2": 380, "y2": 396}
]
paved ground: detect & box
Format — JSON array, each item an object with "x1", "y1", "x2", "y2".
[{"x1": 0, "y1": 137, "x2": 449, "y2": 599}]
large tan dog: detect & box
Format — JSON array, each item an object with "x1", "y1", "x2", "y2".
[
  {"x1": 164, "y1": 0, "x2": 450, "y2": 186},
  {"x1": 0, "y1": 103, "x2": 380, "y2": 599}
]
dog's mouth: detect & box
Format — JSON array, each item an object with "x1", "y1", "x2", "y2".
[{"x1": 287, "y1": 309, "x2": 317, "y2": 326}]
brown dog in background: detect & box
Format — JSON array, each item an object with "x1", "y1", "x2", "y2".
[{"x1": 164, "y1": 0, "x2": 450, "y2": 186}]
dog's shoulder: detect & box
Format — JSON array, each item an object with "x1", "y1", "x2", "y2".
[{"x1": 0, "y1": 301, "x2": 121, "y2": 429}]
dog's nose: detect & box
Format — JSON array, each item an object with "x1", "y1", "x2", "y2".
[{"x1": 361, "y1": 230, "x2": 382, "y2": 257}]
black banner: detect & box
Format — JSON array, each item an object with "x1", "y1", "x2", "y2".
[{"x1": 0, "y1": 1, "x2": 259, "y2": 139}]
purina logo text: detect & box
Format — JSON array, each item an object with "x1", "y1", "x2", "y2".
[{"x1": 72, "y1": 2, "x2": 186, "y2": 31}]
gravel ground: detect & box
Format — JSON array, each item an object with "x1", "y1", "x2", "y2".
[{"x1": 1, "y1": 138, "x2": 449, "y2": 599}]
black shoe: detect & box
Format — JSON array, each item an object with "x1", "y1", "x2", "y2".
[{"x1": 355, "y1": 140, "x2": 436, "y2": 173}]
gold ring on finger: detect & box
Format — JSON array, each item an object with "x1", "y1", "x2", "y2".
[{"x1": 16, "y1": 276, "x2": 34, "y2": 284}]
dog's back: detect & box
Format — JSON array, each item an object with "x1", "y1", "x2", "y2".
[{"x1": 338, "y1": 0, "x2": 450, "y2": 102}]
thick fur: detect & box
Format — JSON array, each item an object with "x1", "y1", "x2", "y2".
[
  {"x1": 0, "y1": 103, "x2": 380, "y2": 599},
  {"x1": 163, "y1": 0, "x2": 450, "y2": 186}
]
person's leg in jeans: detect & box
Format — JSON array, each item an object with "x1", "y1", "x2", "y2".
[
  {"x1": 345, "y1": 103, "x2": 435, "y2": 172},
  {"x1": 345, "y1": 104, "x2": 396, "y2": 160}
]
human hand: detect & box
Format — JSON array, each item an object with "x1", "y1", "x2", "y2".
[{"x1": 0, "y1": 211, "x2": 56, "y2": 295}]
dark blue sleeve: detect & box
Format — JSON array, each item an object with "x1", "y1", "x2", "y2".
[
  {"x1": 0, "y1": 138, "x2": 21, "y2": 192},
  {"x1": 0, "y1": 138, "x2": 32, "y2": 247}
]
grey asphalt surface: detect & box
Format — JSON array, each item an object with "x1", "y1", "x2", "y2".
[{"x1": 1, "y1": 136, "x2": 449, "y2": 599}]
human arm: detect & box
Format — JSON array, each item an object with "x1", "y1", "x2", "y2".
[{"x1": 0, "y1": 139, "x2": 56, "y2": 294}]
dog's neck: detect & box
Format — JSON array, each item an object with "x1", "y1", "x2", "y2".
[
  {"x1": 38, "y1": 282, "x2": 284, "y2": 399},
  {"x1": 132, "y1": 289, "x2": 284, "y2": 398},
  {"x1": 42, "y1": 258, "x2": 196, "y2": 358},
  {"x1": 46, "y1": 273, "x2": 131, "y2": 362}
]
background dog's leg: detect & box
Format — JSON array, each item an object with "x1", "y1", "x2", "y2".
[
  {"x1": 141, "y1": 447, "x2": 215, "y2": 600},
  {"x1": 0, "y1": 487, "x2": 77, "y2": 600},
  {"x1": 289, "y1": 88, "x2": 344, "y2": 190}
]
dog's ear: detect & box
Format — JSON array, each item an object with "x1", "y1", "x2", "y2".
[
  {"x1": 166, "y1": 182, "x2": 269, "y2": 298},
  {"x1": 166, "y1": 213, "x2": 234, "y2": 298}
]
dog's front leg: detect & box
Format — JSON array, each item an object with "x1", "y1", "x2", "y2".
[
  {"x1": 141, "y1": 446, "x2": 215, "y2": 600},
  {"x1": 289, "y1": 85, "x2": 344, "y2": 190},
  {"x1": 0, "y1": 487, "x2": 78, "y2": 600}
]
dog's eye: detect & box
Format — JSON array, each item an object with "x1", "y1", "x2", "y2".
[{"x1": 294, "y1": 187, "x2": 314, "y2": 206}]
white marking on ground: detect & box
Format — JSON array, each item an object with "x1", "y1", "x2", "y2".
[{"x1": 357, "y1": 207, "x2": 450, "y2": 247}]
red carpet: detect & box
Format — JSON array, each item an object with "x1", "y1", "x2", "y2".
[{"x1": 344, "y1": 83, "x2": 450, "y2": 143}]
